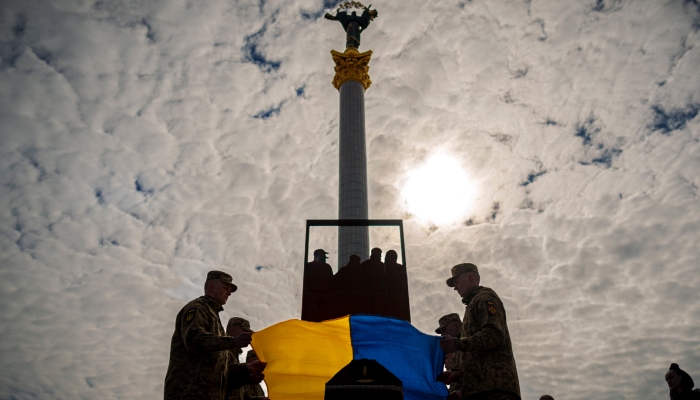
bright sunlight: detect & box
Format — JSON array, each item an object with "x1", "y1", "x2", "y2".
[{"x1": 402, "y1": 154, "x2": 477, "y2": 225}]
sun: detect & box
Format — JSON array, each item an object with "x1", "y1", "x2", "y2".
[{"x1": 402, "y1": 154, "x2": 477, "y2": 225}]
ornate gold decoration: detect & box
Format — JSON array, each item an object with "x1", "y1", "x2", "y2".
[
  {"x1": 331, "y1": 48, "x2": 372, "y2": 90},
  {"x1": 335, "y1": 1, "x2": 378, "y2": 20}
]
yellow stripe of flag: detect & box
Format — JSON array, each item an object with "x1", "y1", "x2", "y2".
[{"x1": 251, "y1": 316, "x2": 353, "y2": 400}]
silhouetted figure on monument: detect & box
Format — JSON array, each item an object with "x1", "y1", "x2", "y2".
[
  {"x1": 360, "y1": 247, "x2": 383, "y2": 268},
  {"x1": 325, "y1": 4, "x2": 378, "y2": 49},
  {"x1": 384, "y1": 249, "x2": 407, "y2": 291},
  {"x1": 301, "y1": 249, "x2": 334, "y2": 321},
  {"x1": 360, "y1": 247, "x2": 384, "y2": 291},
  {"x1": 304, "y1": 249, "x2": 333, "y2": 290},
  {"x1": 343, "y1": 254, "x2": 361, "y2": 270}
]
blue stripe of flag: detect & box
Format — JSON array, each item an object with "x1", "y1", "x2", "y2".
[{"x1": 349, "y1": 314, "x2": 449, "y2": 400}]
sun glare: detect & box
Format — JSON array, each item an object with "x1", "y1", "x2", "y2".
[{"x1": 402, "y1": 154, "x2": 477, "y2": 225}]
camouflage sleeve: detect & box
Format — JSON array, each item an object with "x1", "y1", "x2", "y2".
[
  {"x1": 240, "y1": 383, "x2": 266, "y2": 399},
  {"x1": 227, "y1": 363, "x2": 254, "y2": 391},
  {"x1": 457, "y1": 297, "x2": 506, "y2": 352},
  {"x1": 181, "y1": 303, "x2": 237, "y2": 352}
]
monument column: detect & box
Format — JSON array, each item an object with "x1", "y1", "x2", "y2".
[{"x1": 331, "y1": 49, "x2": 372, "y2": 268}]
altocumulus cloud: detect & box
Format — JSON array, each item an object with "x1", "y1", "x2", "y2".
[{"x1": 1, "y1": 0, "x2": 699, "y2": 399}]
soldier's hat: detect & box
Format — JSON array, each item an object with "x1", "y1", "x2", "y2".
[
  {"x1": 446, "y1": 263, "x2": 479, "y2": 287},
  {"x1": 227, "y1": 317, "x2": 253, "y2": 332},
  {"x1": 206, "y1": 270, "x2": 237, "y2": 292},
  {"x1": 435, "y1": 313, "x2": 461, "y2": 334}
]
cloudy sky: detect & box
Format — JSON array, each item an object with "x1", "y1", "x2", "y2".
[{"x1": 1, "y1": 0, "x2": 699, "y2": 399}]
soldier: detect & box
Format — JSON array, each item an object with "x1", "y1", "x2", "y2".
[
  {"x1": 435, "y1": 313, "x2": 461, "y2": 367},
  {"x1": 227, "y1": 317, "x2": 253, "y2": 363},
  {"x1": 164, "y1": 271, "x2": 266, "y2": 400},
  {"x1": 225, "y1": 317, "x2": 254, "y2": 400},
  {"x1": 435, "y1": 313, "x2": 462, "y2": 394},
  {"x1": 239, "y1": 350, "x2": 269, "y2": 400},
  {"x1": 439, "y1": 263, "x2": 520, "y2": 400}
]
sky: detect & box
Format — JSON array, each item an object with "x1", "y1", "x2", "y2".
[{"x1": 0, "y1": 0, "x2": 699, "y2": 399}]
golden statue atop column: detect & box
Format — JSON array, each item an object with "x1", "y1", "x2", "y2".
[{"x1": 325, "y1": 2, "x2": 378, "y2": 90}]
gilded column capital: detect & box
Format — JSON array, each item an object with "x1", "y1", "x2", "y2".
[{"x1": 331, "y1": 48, "x2": 372, "y2": 90}]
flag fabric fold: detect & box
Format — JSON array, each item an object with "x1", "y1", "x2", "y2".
[{"x1": 251, "y1": 315, "x2": 448, "y2": 400}]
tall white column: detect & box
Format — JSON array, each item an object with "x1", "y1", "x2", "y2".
[
  {"x1": 338, "y1": 80, "x2": 369, "y2": 267},
  {"x1": 331, "y1": 49, "x2": 373, "y2": 268}
]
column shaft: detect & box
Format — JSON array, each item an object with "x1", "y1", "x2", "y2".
[{"x1": 338, "y1": 80, "x2": 369, "y2": 267}]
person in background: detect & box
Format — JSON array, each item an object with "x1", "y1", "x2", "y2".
[
  {"x1": 666, "y1": 363, "x2": 700, "y2": 400},
  {"x1": 539, "y1": 395, "x2": 554, "y2": 400},
  {"x1": 225, "y1": 317, "x2": 253, "y2": 400},
  {"x1": 227, "y1": 317, "x2": 253, "y2": 363},
  {"x1": 435, "y1": 313, "x2": 462, "y2": 394},
  {"x1": 436, "y1": 313, "x2": 462, "y2": 364},
  {"x1": 239, "y1": 350, "x2": 269, "y2": 400}
]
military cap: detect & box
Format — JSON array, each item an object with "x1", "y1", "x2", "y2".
[
  {"x1": 446, "y1": 263, "x2": 479, "y2": 287},
  {"x1": 314, "y1": 249, "x2": 329, "y2": 257},
  {"x1": 435, "y1": 313, "x2": 461, "y2": 334},
  {"x1": 227, "y1": 317, "x2": 253, "y2": 332},
  {"x1": 206, "y1": 270, "x2": 237, "y2": 292}
]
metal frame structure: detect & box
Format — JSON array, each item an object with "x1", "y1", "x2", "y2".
[{"x1": 304, "y1": 219, "x2": 406, "y2": 267}]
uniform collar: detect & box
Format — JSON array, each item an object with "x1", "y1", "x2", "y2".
[
  {"x1": 201, "y1": 295, "x2": 224, "y2": 312},
  {"x1": 461, "y1": 286, "x2": 483, "y2": 306}
]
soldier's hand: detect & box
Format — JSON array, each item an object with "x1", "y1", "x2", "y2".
[
  {"x1": 447, "y1": 390, "x2": 462, "y2": 400},
  {"x1": 437, "y1": 370, "x2": 459, "y2": 384},
  {"x1": 439, "y1": 336, "x2": 458, "y2": 353},
  {"x1": 233, "y1": 331, "x2": 253, "y2": 348},
  {"x1": 249, "y1": 372, "x2": 265, "y2": 383},
  {"x1": 247, "y1": 360, "x2": 267, "y2": 374}
]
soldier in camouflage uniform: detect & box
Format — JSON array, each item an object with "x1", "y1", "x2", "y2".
[
  {"x1": 239, "y1": 350, "x2": 268, "y2": 400},
  {"x1": 164, "y1": 271, "x2": 266, "y2": 400},
  {"x1": 435, "y1": 313, "x2": 462, "y2": 366},
  {"x1": 439, "y1": 263, "x2": 520, "y2": 400},
  {"x1": 225, "y1": 317, "x2": 253, "y2": 400},
  {"x1": 435, "y1": 313, "x2": 462, "y2": 394}
]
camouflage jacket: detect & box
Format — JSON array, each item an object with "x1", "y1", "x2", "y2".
[
  {"x1": 446, "y1": 346, "x2": 462, "y2": 393},
  {"x1": 164, "y1": 296, "x2": 248, "y2": 400},
  {"x1": 455, "y1": 286, "x2": 520, "y2": 399},
  {"x1": 225, "y1": 348, "x2": 244, "y2": 400},
  {"x1": 239, "y1": 382, "x2": 265, "y2": 399}
]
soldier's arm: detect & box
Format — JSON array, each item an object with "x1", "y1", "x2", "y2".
[
  {"x1": 227, "y1": 363, "x2": 253, "y2": 391},
  {"x1": 457, "y1": 297, "x2": 506, "y2": 352},
  {"x1": 181, "y1": 304, "x2": 237, "y2": 352},
  {"x1": 228, "y1": 362, "x2": 265, "y2": 391}
]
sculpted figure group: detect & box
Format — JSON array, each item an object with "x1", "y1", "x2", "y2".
[{"x1": 303, "y1": 247, "x2": 409, "y2": 321}]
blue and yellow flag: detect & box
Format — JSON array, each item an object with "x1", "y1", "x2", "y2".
[{"x1": 251, "y1": 315, "x2": 448, "y2": 400}]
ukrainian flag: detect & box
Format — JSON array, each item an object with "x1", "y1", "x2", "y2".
[{"x1": 251, "y1": 315, "x2": 449, "y2": 400}]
